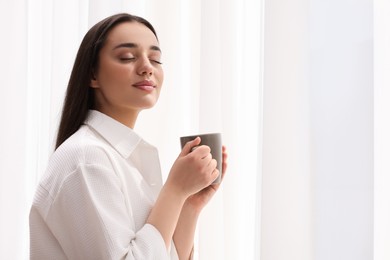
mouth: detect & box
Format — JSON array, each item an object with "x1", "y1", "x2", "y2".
[{"x1": 132, "y1": 80, "x2": 156, "y2": 92}]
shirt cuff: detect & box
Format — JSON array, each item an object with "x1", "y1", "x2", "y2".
[{"x1": 131, "y1": 223, "x2": 170, "y2": 259}]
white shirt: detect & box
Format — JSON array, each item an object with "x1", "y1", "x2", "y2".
[{"x1": 30, "y1": 110, "x2": 179, "y2": 260}]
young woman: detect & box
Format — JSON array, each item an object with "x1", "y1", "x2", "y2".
[{"x1": 29, "y1": 13, "x2": 227, "y2": 260}]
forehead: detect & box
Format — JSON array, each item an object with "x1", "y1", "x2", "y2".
[{"x1": 105, "y1": 21, "x2": 159, "y2": 48}]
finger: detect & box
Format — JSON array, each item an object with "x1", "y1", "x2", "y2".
[
  {"x1": 222, "y1": 155, "x2": 227, "y2": 174},
  {"x1": 205, "y1": 159, "x2": 218, "y2": 178},
  {"x1": 208, "y1": 158, "x2": 217, "y2": 169},
  {"x1": 209, "y1": 168, "x2": 220, "y2": 184},
  {"x1": 190, "y1": 146, "x2": 198, "y2": 152},
  {"x1": 203, "y1": 153, "x2": 212, "y2": 161},
  {"x1": 222, "y1": 146, "x2": 228, "y2": 174},
  {"x1": 192, "y1": 145, "x2": 211, "y2": 158},
  {"x1": 220, "y1": 147, "x2": 227, "y2": 182},
  {"x1": 180, "y1": 137, "x2": 201, "y2": 156},
  {"x1": 221, "y1": 162, "x2": 227, "y2": 181}
]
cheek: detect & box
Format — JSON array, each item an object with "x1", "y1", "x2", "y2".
[
  {"x1": 100, "y1": 63, "x2": 131, "y2": 84},
  {"x1": 156, "y1": 69, "x2": 164, "y2": 85}
]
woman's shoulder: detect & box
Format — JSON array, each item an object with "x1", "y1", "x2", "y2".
[
  {"x1": 38, "y1": 125, "x2": 115, "y2": 190},
  {"x1": 32, "y1": 125, "x2": 118, "y2": 217},
  {"x1": 52, "y1": 125, "x2": 114, "y2": 169}
]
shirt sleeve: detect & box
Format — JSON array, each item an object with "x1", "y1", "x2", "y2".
[{"x1": 43, "y1": 163, "x2": 170, "y2": 260}]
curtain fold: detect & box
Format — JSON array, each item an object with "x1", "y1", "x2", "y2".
[
  {"x1": 374, "y1": 0, "x2": 390, "y2": 259},
  {"x1": 261, "y1": 0, "x2": 312, "y2": 259},
  {"x1": 0, "y1": 1, "x2": 29, "y2": 259}
]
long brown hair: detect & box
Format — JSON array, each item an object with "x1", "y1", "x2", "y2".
[{"x1": 55, "y1": 13, "x2": 158, "y2": 149}]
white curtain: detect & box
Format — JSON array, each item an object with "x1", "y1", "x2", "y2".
[
  {"x1": 0, "y1": 0, "x2": 262, "y2": 259},
  {"x1": 1, "y1": 0, "x2": 389, "y2": 260},
  {"x1": 374, "y1": 0, "x2": 390, "y2": 259},
  {"x1": 262, "y1": 0, "x2": 374, "y2": 260}
]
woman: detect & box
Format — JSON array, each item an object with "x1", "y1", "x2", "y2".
[{"x1": 29, "y1": 13, "x2": 227, "y2": 260}]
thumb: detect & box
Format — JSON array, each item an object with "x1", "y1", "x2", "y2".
[{"x1": 179, "y1": 137, "x2": 201, "y2": 157}]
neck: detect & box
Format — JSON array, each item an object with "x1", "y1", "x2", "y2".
[{"x1": 96, "y1": 107, "x2": 139, "y2": 129}]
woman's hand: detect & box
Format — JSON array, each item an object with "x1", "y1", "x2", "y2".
[
  {"x1": 165, "y1": 137, "x2": 220, "y2": 199},
  {"x1": 184, "y1": 145, "x2": 228, "y2": 213}
]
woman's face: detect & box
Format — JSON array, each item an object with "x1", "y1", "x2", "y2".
[{"x1": 91, "y1": 21, "x2": 164, "y2": 116}]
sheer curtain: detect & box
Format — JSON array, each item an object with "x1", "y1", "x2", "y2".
[
  {"x1": 374, "y1": 0, "x2": 390, "y2": 259},
  {"x1": 2, "y1": 0, "x2": 388, "y2": 260},
  {"x1": 262, "y1": 0, "x2": 373, "y2": 259},
  {"x1": 0, "y1": 0, "x2": 262, "y2": 259}
]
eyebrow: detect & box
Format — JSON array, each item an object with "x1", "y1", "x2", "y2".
[{"x1": 113, "y1": 42, "x2": 161, "y2": 52}]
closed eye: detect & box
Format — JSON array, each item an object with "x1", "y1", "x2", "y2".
[
  {"x1": 119, "y1": 57, "x2": 135, "y2": 62},
  {"x1": 150, "y1": 59, "x2": 163, "y2": 65}
]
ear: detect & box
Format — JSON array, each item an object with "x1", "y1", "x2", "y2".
[{"x1": 90, "y1": 71, "x2": 99, "y2": 89}]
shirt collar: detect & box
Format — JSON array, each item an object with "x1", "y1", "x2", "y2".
[{"x1": 84, "y1": 110, "x2": 150, "y2": 158}]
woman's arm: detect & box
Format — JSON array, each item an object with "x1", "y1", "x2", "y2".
[
  {"x1": 146, "y1": 182, "x2": 187, "y2": 250},
  {"x1": 30, "y1": 163, "x2": 172, "y2": 260},
  {"x1": 173, "y1": 202, "x2": 200, "y2": 259}
]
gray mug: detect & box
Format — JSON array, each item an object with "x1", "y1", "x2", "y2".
[{"x1": 180, "y1": 133, "x2": 222, "y2": 184}]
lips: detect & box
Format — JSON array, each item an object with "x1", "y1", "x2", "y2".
[{"x1": 132, "y1": 80, "x2": 156, "y2": 92}]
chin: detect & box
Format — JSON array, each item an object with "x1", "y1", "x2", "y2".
[
  {"x1": 139, "y1": 101, "x2": 158, "y2": 110},
  {"x1": 128, "y1": 95, "x2": 159, "y2": 111},
  {"x1": 143, "y1": 97, "x2": 159, "y2": 108}
]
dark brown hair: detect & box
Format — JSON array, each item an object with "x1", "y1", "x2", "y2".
[{"x1": 55, "y1": 13, "x2": 158, "y2": 149}]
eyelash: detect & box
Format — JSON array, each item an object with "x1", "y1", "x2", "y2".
[
  {"x1": 151, "y1": 60, "x2": 163, "y2": 65},
  {"x1": 119, "y1": 57, "x2": 163, "y2": 65}
]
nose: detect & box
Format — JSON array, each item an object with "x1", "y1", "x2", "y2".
[{"x1": 137, "y1": 57, "x2": 153, "y2": 76}]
